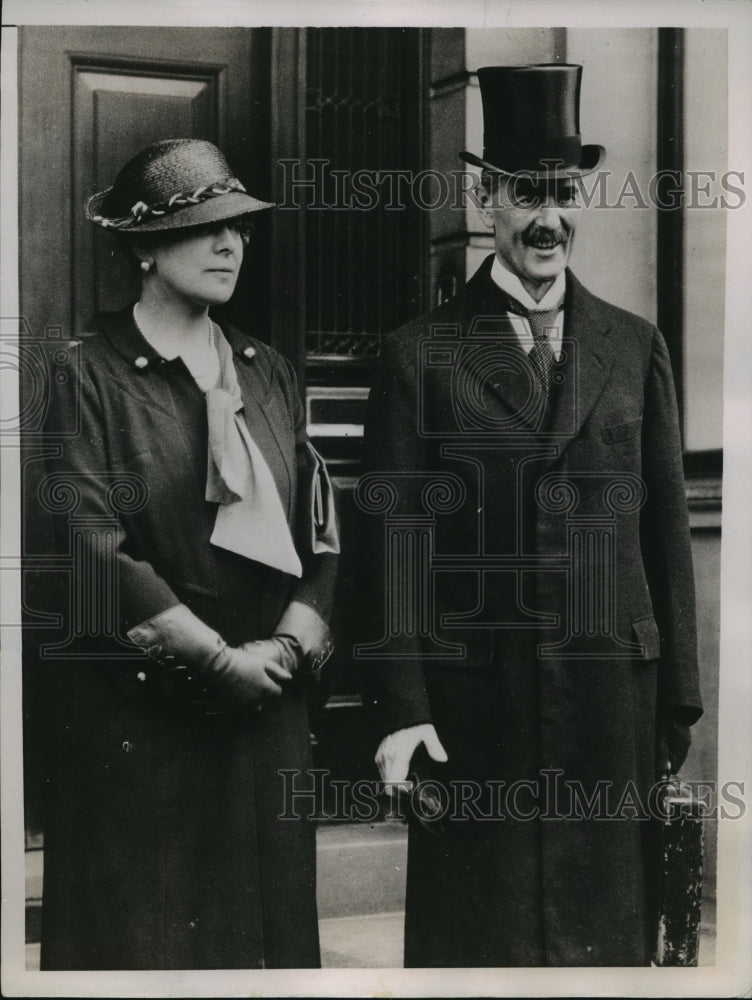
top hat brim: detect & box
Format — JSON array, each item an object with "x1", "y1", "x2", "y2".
[
  {"x1": 85, "y1": 188, "x2": 275, "y2": 234},
  {"x1": 459, "y1": 144, "x2": 606, "y2": 179}
]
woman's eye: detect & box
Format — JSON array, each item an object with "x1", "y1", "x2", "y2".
[{"x1": 228, "y1": 222, "x2": 253, "y2": 243}]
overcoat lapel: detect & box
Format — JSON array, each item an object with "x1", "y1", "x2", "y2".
[
  {"x1": 547, "y1": 269, "x2": 618, "y2": 456},
  {"x1": 454, "y1": 259, "x2": 618, "y2": 442}
]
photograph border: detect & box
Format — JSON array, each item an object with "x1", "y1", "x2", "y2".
[{"x1": 1, "y1": 1, "x2": 751, "y2": 997}]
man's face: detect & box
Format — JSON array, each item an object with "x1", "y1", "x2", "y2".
[{"x1": 478, "y1": 175, "x2": 581, "y2": 299}]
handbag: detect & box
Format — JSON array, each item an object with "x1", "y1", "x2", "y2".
[
  {"x1": 652, "y1": 773, "x2": 704, "y2": 966},
  {"x1": 299, "y1": 441, "x2": 340, "y2": 557}
]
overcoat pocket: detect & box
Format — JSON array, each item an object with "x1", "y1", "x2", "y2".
[
  {"x1": 631, "y1": 615, "x2": 661, "y2": 661},
  {"x1": 602, "y1": 418, "x2": 642, "y2": 444}
]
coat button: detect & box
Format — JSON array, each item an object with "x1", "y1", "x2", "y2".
[
  {"x1": 134, "y1": 356, "x2": 149, "y2": 369},
  {"x1": 242, "y1": 346, "x2": 256, "y2": 360}
]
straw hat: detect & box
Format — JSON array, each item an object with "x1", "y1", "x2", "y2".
[{"x1": 85, "y1": 138, "x2": 274, "y2": 233}]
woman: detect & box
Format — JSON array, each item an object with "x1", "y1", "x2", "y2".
[{"x1": 39, "y1": 139, "x2": 339, "y2": 970}]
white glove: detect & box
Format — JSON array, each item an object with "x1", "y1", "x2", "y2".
[{"x1": 375, "y1": 723, "x2": 448, "y2": 797}]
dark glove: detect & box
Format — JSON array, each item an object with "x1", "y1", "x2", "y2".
[
  {"x1": 127, "y1": 604, "x2": 292, "y2": 709},
  {"x1": 656, "y1": 716, "x2": 692, "y2": 777}
]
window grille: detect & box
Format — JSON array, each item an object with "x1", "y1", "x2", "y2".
[{"x1": 304, "y1": 28, "x2": 423, "y2": 360}]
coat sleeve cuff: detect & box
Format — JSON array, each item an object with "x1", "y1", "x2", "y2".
[
  {"x1": 274, "y1": 599, "x2": 334, "y2": 674},
  {"x1": 126, "y1": 603, "x2": 225, "y2": 672}
]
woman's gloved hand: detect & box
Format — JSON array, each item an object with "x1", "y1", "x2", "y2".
[
  {"x1": 270, "y1": 601, "x2": 334, "y2": 675},
  {"x1": 208, "y1": 641, "x2": 293, "y2": 708},
  {"x1": 127, "y1": 603, "x2": 293, "y2": 710},
  {"x1": 241, "y1": 635, "x2": 303, "y2": 676}
]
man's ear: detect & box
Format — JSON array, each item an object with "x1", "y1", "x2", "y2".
[{"x1": 476, "y1": 181, "x2": 497, "y2": 231}]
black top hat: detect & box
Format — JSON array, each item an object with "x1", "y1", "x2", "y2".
[
  {"x1": 85, "y1": 138, "x2": 274, "y2": 233},
  {"x1": 460, "y1": 64, "x2": 606, "y2": 178}
]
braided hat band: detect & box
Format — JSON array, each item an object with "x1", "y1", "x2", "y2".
[
  {"x1": 85, "y1": 138, "x2": 275, "y2": 233},
  {"x1": 88, "y1": 177, "x2": 250, "y2": 230}
]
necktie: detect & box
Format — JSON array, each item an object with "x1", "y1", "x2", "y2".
[{"x1": 503, "y1": 292, "x2": 565, "y2": 397}]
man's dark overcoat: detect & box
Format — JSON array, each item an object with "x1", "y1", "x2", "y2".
[
  {"x1": 360, "y1": 256, "x2": 702, "y2": 966},
  {"x1": 37, "y1": 307, "x2": 337, "y2": 970}
]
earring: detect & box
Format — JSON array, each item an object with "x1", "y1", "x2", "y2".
[{"x1": 140, "y1": 260, "x2": 153, "y2": 273}]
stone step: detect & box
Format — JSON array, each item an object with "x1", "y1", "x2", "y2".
[{"x1": 316, "y1": 820, "x2": 407, "y2": 918}]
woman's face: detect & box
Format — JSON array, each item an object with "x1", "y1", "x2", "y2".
[{"x1": 145, "y1": 221, "x2": 245, "y2": 308}]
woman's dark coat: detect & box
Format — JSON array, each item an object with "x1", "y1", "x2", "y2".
[
  {"x1": 360, "y1": 257, "x2": 702, "y2": 967},
  {"x1": 38, "y1": 306, "x2": 337, "y2": 970}
]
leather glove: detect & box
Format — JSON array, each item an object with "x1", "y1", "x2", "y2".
[
  {"x1": 241, "y1": 635, "x2": 303, "y2": 676},
  {"x1": 272, "y1": 600, "x2": 334, "y2": 675},
  {"x1": 127, "y1": 604, "x2": 292, "y2": 709},
  {"x1": 207, "y1": 642, "x2": 293, "y2": 708}
]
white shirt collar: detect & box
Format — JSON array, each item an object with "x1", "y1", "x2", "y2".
[{"x1": 490, "y1": 256, "x2": 566, "y2": 312}]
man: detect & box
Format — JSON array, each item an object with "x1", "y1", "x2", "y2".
[{"x1": 359, "y1": 64, "x2": 702, "y2": 966}]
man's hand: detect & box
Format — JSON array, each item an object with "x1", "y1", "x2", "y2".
[{"x1": 375, "y1": 723, "x2": 448, "y2": 796}]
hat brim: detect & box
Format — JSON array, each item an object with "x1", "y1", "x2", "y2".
[
  {"x1": 85, "y1": 188, "x2": 275, "y2": 233},
  {"x1": 459, "y1": 144, "x2": 606, "y2": 179}
]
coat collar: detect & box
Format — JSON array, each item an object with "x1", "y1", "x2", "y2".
[
  {"x1": 97, "y1": 304, "x2": 261, "y2": 373},
  {"x1": 93, "y1": 304, "x2": 295, "y2": 500}
]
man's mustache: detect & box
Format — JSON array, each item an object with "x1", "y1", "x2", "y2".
[{"x1": 523, "y1": 224, "x2": 572, "y2": 248}]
